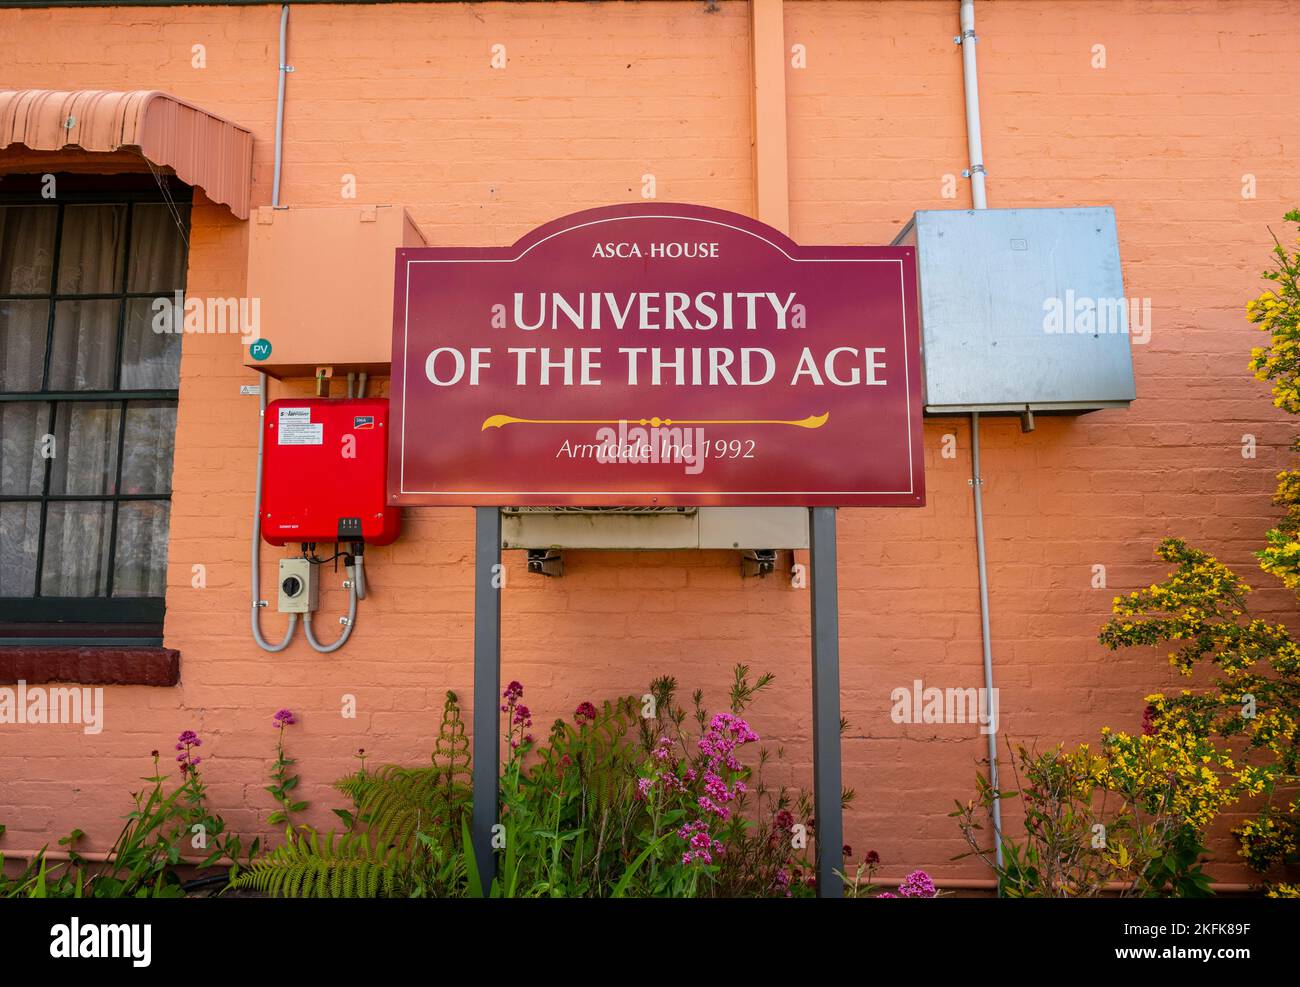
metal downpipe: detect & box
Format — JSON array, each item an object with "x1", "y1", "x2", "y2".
[{"x1": 959, "y1": 0, "x2": 1003, "y2": 872}]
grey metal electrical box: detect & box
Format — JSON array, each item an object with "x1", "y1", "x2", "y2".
[{"x1": 894, "y1": 207, "x2": 1137, "y2": 415}]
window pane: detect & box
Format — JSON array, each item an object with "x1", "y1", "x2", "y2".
[
  {"x1": 113, "y1": 500, "x2": 170, "y2": 597},
  {"x1": 120, "y1": 297, "x2": 181, "y2": 389},
  {"x1": 128, "y1": 203, "x2": 190, "y2": 293},
  {"x1": 57, "y1": 203, "x2": 125, "y2": 294},
  {"x1": 0, "y1": 401, "x2": 49, "y2": 495},
  {"x1": 48, "y1": 401, "x2": 120, "y2": 496},
  {"x1": 120, "y1": 402, "x2": 175, "y2": 494},
  {"x1": 48, "y1": 298, "x2": 120, "y2": 390},
  {"x1": 0, "y1": 299, "x2": 50, "y2": 390},
  {"x1": 0, "y1": 204, "x2": 57, "y2": 293},
  {"x1": 0, "y1": 502, "x2": 41, "y2": 596},
  {"x1": 41, "y1": 500, "x2": 113, "y2": 596}
]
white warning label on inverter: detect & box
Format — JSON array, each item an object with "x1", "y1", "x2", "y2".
[{"x1": 278, "y1": 408, "x2": 323, "y2": 445}]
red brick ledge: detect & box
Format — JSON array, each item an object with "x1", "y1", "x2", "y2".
[{"x1": 0, "y1": 647, "x2": 179, "y2": 686}]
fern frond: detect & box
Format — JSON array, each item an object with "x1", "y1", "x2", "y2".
[{"x1": 232, "y1": 831, "x2": 404, "y2": 898}]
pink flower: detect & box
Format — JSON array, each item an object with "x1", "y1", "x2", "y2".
[
  {"x1": 652, "y1": 736, "x2": 673, "y2": 762},
  {"x1": 175, "y1": 729, "x2": 202, "y2": 772},
  {"x1": 676, "y1": 819, "x2": 724, "y2": 866},
  {"x1": 898, "y1": 870, "x2": 937, "y2": 898}
]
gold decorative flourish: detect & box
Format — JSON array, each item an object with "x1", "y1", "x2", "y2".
[{"x1": 481, "y1": 412, "x2": 829, "y2": 431}]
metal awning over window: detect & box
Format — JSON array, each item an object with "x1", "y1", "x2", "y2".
[{"x1": 0, "y1": 89, "x2": 253, "y2": 219}]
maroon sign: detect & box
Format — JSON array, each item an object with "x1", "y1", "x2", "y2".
[{"x1": 389, "y1": 203, "x2": 923, "y2": 507}]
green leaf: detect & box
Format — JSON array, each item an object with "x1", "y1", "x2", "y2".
[
  {"x1": 461, "y1": 816, "x2": 484, "y2": 899},
  {"x1": 612, "y1": 833, "x2": 671, "y2": 898}
]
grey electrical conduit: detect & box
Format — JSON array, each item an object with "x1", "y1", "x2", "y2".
[
  {"x1": 352, "y1": 372, "x2": 369, "y2": 600},
  {"x1": 273, "y1": 0, "x2": 360, "y2": 654},
  {"x1": 250, "y1": 3, "x2": 297, "y2": 652},
  {"x1": 959, "y1": 0, "x2": 1004, "y2": 872},
  {"x1": 305, "y1": 367, "x2": 371, "y2": 647},
  {"x1": 251, "y1": 373, "x2": 297, "y2": 651},
  {"x1": 253, "y1": 1, "x2": 357, "y2": 653}
]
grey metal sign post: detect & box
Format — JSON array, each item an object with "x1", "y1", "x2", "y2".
[
  {"x1": 809, "y1": 506, "x2": 844, "y2": 898},
  {"x1": 472, "y1": 506, "x2": 502, "y2": 892},
  {"x1": 470, "y1": 505, "x2": 844, "y2": 899}
]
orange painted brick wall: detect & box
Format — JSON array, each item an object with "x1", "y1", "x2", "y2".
[{"x1": 2, "y1": 0, "x2": 1298, "y2": 886}]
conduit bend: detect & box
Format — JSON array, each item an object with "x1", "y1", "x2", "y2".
[{"x1": 303, "y1": 576, "x2": 357, "y2": 654}]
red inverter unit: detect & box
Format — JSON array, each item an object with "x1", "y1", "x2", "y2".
[{"x1": 260, "y1": 398, "x2": 401, "y2": 547}]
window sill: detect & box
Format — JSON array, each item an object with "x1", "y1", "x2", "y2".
[{"x1": 0, "y1": 646, "x2": 179, "y2": 686}]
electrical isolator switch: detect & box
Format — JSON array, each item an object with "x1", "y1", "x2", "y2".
[{"x1": 277, "y1": 558, "x2": 319, "y2": 614}]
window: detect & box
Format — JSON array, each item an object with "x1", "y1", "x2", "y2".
[{"x1": 0, "y1": 175, "x2": 190, "y2": 644}]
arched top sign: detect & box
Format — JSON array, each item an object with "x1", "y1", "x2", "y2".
[{"x1": 389, "y1": 203, "x2": 924, "y2": 508}]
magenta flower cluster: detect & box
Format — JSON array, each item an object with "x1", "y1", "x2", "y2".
[
  {"x1": 877, "y1": 870, "x2": 937, "y2": 899},
  {"x1": 677, "y1": 819, "x2": 725, "y2": 866},
  {"x1": 175, "y1": 729, "x2": 202, "y2": 772},
  {"x1": 697, "y1": 713, "x2": 759, "y2": 772},
  {"x1": 674, "y1": 712, "x2": 760, "y2": 866},
  {"x1": 501, "y1": 681, "x2": 534, "y2": 748},
  {"x1": 694, "y1": 713, "x2": 757, "y2": 822},
  {"x1": 636, "y1": 736, "x2": 688, "y2": 801},
  {"x1": 573, "y1": 701, "x2": 598, "y2": 725},
  {"x1": 898, "y1": 870, "x2": 936, "y2": 898},
  {"x1": 273, "y1": 708, "x2": 296, "y2": 728}
]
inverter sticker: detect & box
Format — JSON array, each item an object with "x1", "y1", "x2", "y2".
[{"x1": 277, "y1": 407, "x2": 323, "y2": 445}]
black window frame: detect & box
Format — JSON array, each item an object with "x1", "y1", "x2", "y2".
[{"x1": 0, "y1": 174, "x2": 191, "y2": 644}]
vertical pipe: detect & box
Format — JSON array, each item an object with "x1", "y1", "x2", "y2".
[
  {"x1": 959, "y1": 0, "x2": 1003, "y2": 872},
  {"x1": 809, "y1": 506, "x2": 844, "y2": 898},
  {"x1": 970, "y1": 412, "x2": 1003, "y2": 868},
  {"x1": 472, "y1": 507, "x2": 502, "y2": 893},
  {"x1": 958, "y1": 0, "x2": 987, "y2": 210},
  {"x1": 272, "y1": 4, "x2": 290, "y2": 208}
]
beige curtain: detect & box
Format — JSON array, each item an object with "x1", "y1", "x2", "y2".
[{"x1": 0, "y1": 199, "x2": 184, "y2": 599}]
